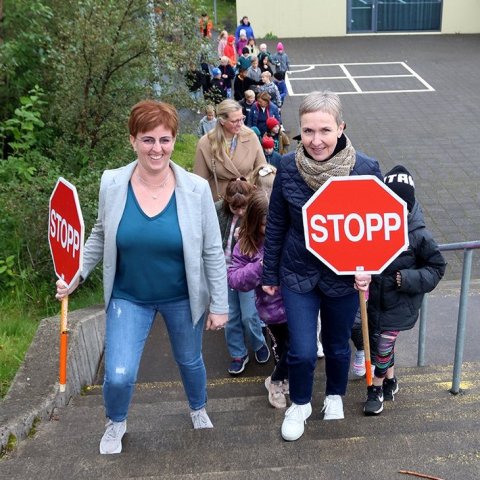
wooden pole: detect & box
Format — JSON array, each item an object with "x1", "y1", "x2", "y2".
[
  {"x1": 359, "y1": 290, "x2": 372, "y2": 386},
  {"x1": 59, "y1": 296, "x2": 69, "y2": 392}
]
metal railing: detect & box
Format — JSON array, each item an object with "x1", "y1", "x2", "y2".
[{"x1": 417, "y1": 241, "x2": 480, "y2": 394}]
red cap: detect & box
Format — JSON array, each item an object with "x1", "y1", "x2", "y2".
[
  {"x1": 262, "y1": 136, "x2": 275, "y2": 149},
  {"x1": 227, "y1": 35, "x2": 235, "y2": 43},
  {"x1": 266, "y1": 117, "x2": 280, "y2": 131}
]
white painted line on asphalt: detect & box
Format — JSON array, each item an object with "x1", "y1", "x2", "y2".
[
  {"x1": 401, "y1": 61, "x2": 435, "y2": 91},
  {"x1": 339, "y1": 63, "x2": 362, "y2": 92},
  {"x1": 287, "y1": 66, "x2": 315, "y2": 73},
  {"x1": 288, "y1": 74, "x2": 414, "y2": 80},
  {"x1": 285, "y1": 61, "x2": 435, "y2": 96}
]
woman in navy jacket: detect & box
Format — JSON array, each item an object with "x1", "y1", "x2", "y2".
[
  {"x1": 262, "y1": 91, "x2": 381, "y2": 441},
  {"x1": 247, "y1": 91, "x2": 281, "y2": 137}
]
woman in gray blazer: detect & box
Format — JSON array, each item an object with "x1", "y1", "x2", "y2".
[{"x1": 56, "y1": 100, "x2": 228, "y2": 454}]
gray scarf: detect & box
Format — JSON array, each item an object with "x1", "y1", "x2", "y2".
[{"x1": 295, "y1": 135, "x2": 356, "y2": 191}]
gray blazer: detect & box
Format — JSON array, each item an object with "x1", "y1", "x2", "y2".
[{"x1": 81, "y1": 160, "x2": 228, "y2": 325}]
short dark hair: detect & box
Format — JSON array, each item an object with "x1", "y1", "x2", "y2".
[{"x1": 128, "y1": 100, "x2": 178, "y2": 137}]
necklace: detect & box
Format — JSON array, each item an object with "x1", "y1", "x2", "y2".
[{"x1": 136, "y1": 170, "x2": 170, "y2": 199}]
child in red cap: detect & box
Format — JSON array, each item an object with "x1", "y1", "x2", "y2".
[
  {"x1": 261, "y1": 135, "x2": 282, "y2": 168},
  {"x1": 265, "y1": 117, "x2": 290, "y2": 155}
]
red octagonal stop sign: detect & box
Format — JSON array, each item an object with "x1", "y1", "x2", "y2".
[
  {"x1": 302, "y1": 175, "x2": 408, "y2": 275},
  {"x1": 48, "y1": 177, "x2": 84, "y2": 288}
]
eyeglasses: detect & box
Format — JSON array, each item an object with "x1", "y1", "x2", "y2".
[
  {"x1": 137, "y1": 136, "x2": 174, "y2": 147},
  {"x1": 228, "y1": 116, "x2": 246, "y2": 125}
]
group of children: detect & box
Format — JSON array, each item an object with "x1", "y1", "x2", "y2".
[{"x1": 190, "y1": 14, "x2": 290, "y2": 113}]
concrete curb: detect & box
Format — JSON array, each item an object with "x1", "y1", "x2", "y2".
[{"x1": 0, "y1": 305, "x2": 105, "y2": 454}]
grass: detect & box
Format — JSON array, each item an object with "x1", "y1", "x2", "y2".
[
  {"x1": 0, "y1": 307, "x2": 39, "y2": 399},
  {"x1": 0, "y1": 284, "x2": 103, "y2": 399},
  {"x1": 173, "y1": 133, "x2": 199, "y2": 172}
]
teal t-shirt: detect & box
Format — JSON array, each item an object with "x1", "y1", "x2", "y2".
[{"x1": 112, "y1": 183, "x2": 189, "y2": 304}]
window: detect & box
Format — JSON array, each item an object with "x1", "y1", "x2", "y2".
[{"x1": 348, "y1": 0, "x2": 442, "y2": 33}]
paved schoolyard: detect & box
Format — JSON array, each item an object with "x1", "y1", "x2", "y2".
[{"x1": 276, "y1": 34, "x2": 480, "y2": 281}]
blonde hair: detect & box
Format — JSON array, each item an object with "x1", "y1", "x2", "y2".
[
  {"x1": 205, "y1": 104, "x2": 215, "y2": 115},
  {"x1": 251, "y1": 164, "x2": 277, "y2": 197},
  {"x1": 208, "y1": 99, "x2": 250, "y2": 163},
  {"x1": 261, "y1": 71, "x2": 272, "y2": 81},
  {"x1": 244, "y1": 89, "x2": 255, "y2": 100}
]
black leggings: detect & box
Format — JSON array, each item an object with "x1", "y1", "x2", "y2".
[{"x1": 265, "y1": 323, "x2": 289, "y2": 383}]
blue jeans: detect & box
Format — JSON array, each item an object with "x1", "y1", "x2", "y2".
[
  {"x1": 104, "y1": 298, "x2": 207, "y2": 421},
  {"x1": 225, "y1": 288, "x2": 265, "y2": 358},
  {"x1": 281, "y1": 285, "x2": 359, "y2": 404}
]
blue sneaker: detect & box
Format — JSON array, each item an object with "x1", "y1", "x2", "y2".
[
  {"x1": 228, "y1": 355, "x2": 249, "y2": 375},
  {"x1": 255, "y1": 344, "x2": 270, "y2": 364}
]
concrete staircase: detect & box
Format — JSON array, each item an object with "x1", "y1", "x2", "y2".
[{"x1": 2, "y1": 362, "x2": 480, "y2": 479}]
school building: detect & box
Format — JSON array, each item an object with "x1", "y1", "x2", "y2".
[{"x1": 236, "y1": 0, "x2": 480, "y2": 38}]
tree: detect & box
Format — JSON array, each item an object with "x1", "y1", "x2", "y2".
[
  {"x1": 0, "y1": 0, "x2": 54, "y2": 122},
  {"x1": 48, "y1": 0, "x2": 214, "y2": 174}
]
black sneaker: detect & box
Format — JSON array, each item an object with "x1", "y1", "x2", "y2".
[
  {"x1": 228, "y1": 355, "x2": 249, "y2": 375},
  {"x1": 255, "y1": 344, "x2": 270, "y2": 364},
  {"x1": 383, "y1": 377, "x2": 399, "y2": 401},
  {"x1": 363, "y1": 386, "x2": 384, "y2": 416}
]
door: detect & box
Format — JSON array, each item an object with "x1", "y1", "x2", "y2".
[{"x1": 348, "y1": 0, "x2": 375, "y2": 33}]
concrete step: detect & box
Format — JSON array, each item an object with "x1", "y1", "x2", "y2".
[
  {"x1": 2, "y1": 427, "x2": 479, "y2": 479},
  {"x1": 2, "y1": 363, "x2": 480, "y2": 479}
]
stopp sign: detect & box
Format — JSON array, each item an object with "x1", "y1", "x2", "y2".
[
  {"x1": 48, "y1": 178, "x2": 84, "y2": 288},
  {"x1": 302, "y1": 175, "x2": 408, "y2": 275}
]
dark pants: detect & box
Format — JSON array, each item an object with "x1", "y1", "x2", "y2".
[
  {"x1": 266, "y1": 323, "x2": 289, "y2": 382},
  {"x1": 281, "y1": 284, "x2": 359, "y2": 404}
]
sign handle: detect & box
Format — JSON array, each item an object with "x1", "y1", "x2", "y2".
[
  {"x1": 359, "y1": 290, "x2": 373, "y2": 386},
  {"x1": 59, "y1": 295, "x2": 69, "y2": 392}
]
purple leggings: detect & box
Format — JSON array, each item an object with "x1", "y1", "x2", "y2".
[{"x1": 372, "y1": 330, "x2": 400, "y2": 378}]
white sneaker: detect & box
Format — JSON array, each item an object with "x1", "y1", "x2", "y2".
[
  {"x1": 352, "y1": 350, "x2": 366, "y2": 377},
  {"x1": 322, "y1": 395, "x2": 344, "y2": 420},
  {"x1": 99, "y1": 419, "x2": 127, "y2": 454},
  {"x1": 190, "y1": 407, "x2": 214, "y2": 429},
  {"x1": 281, "y1": 402, "x2": 312, "y2": 441},
  {"x1": 265, "y1": 376, "x2": 287, "y2": 409},
  {"x1": 281, "y1": 379, "x2": 290, "y2": 395},
  {"x1": 317, "y1": 341, "x2": 325, "y2": 358}
]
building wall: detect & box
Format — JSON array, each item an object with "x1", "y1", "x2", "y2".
[
  {"x1": 235, "y1": 0, "x2": 347, "y2": 38},
  {"x1": 236, "y1": 0, "x2": 480, "y2": 38},
  {"x1": 442, "y1": 0, "x2": 480, "y2": 33}
]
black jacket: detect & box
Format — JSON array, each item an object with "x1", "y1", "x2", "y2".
[
  {"x1": 367, "y1": 202, "x2": 446, "y2": 331},
  {"x1": 262, "y1": 149, "x2": 382, "y2": 296}
]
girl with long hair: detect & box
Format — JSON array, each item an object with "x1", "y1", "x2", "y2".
[{"x1": 228, "y1": 190, "x2": 289, "y2": 408}]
